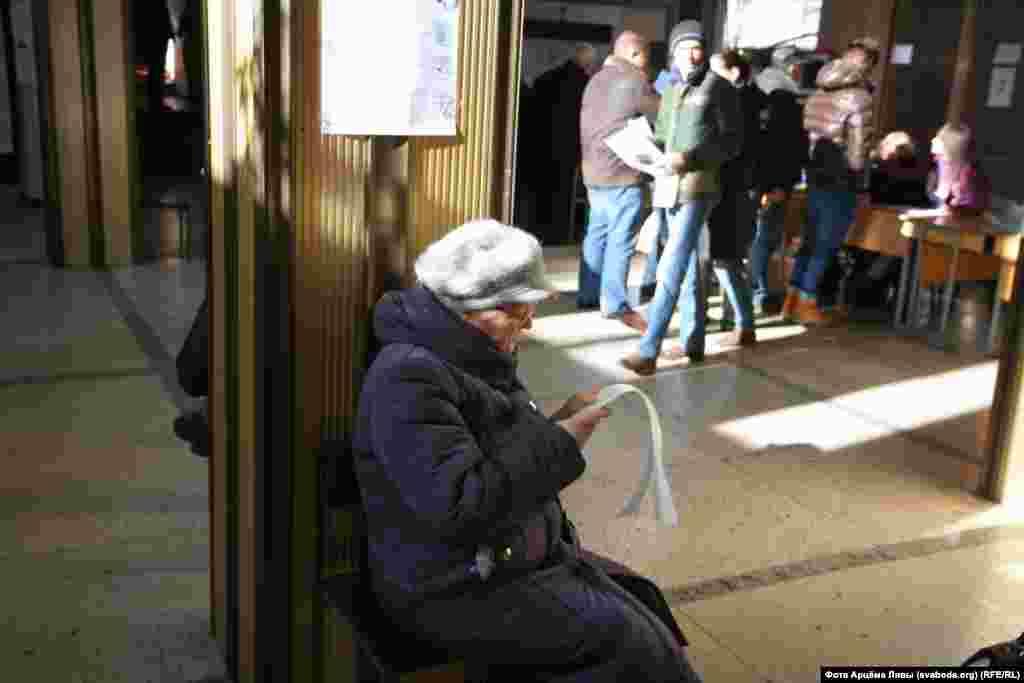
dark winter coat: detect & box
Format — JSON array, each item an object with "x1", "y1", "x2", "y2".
[
  {"x1": 803, "y1": 57, "x2": 875, "y2": 192},
  {"x1": 755, "y1": 88, "x2": 808, "y2": 195},
  {"x1": 353, "y1": 286, "x2": 585, "y2": 612},
  {"x1": 707, "y1": 75, "x2": 760, "y2": 260},
  {"x1": 655, "y1": 64, "x2": 744, "y2": 200}
]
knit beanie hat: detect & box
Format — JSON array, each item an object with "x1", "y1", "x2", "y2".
[
  {"x1": 414, "y1": 219, "x2": 558, "y2": 313},
  {"x1": 669, "y1": 20, "x2": 704, "y2": 54}
]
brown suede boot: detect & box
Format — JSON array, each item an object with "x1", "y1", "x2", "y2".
[
  {"x1": 619, "y1": 353, "x2": 657, "y2": 376},
  {"x1": 781, "y1": 288, "x2": 799, "y2": 321},
  {"x1": 794, "y1": 298, "x2": 834, "y2": 326}
]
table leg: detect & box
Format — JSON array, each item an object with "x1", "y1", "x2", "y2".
[
  {"x1": 894, "y1": 247, "x2": 913, "y2": 328},
  {"x1": 938, "y1": 242, "x2": 961, "y2": 339},
  {"x1": 989, "y1": 265, "x2": 1010, "y2": 353},
  {"x1": 908, "y1": 237, "x2": 923, "y2": 329}
]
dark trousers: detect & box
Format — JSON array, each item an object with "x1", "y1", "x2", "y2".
[{"x1": 399, "y1": 545, "x2": 701, "y2": 682}]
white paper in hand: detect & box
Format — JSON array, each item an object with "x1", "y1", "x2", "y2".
[
  {"x1": 585, "y1": 384, "x2": 679, "y2": 527},
  {"x1": 604, "y1": 116, "x2": 671, "y2": 177}
]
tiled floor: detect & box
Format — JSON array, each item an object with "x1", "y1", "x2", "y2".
[
  {"x1": 0, "y1": 193, "x2": 221, "y2": 681},
  {"x1": 523, "y1": 246, "x2": 1024, "y2": 681},
  {"x1": 4, "y1": 226, "x2": 1024, "y2": 682}
]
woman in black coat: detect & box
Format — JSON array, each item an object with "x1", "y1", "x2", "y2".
[
  {"x1": 353, "y1": 219, "x2": 702, "y2": 682},
  {"x1": 704, "y1": 49, "x2": 763, "y2": 344}
]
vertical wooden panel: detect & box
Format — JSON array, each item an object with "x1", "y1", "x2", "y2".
[
  {"x1": 233, "y1": 0, "x2": 259, "y2": 676},
  {"x1": 292, "y1": 2, "x2": 372, "y2": 681},
  {"x1": 408, "y1": 0, "x2": 505, "y2": 257},
  {"x1": 91, "y1": 0, "x2": 133, "y2": 265},
  {"x1": 206, "y1": 0, "x2": 232, "y2": 669},
  {"x1": 47, "y1": 0, "x2": 92, "y2": 267}
]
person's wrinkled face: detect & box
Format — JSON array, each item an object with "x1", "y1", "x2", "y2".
[
  {"x1": 673, "y1": 40, "x2": 705, "y2": 78},
  {"x1": 465, "y1": 303, "x2": 537, "y2": 354}
]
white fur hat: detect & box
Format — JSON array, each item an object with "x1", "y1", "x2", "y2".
[{"x1": 415, "y1": 219, "x2": 558, "y2": 312}]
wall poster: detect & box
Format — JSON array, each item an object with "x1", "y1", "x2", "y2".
[{"x1": 321, "y1": 0, "x2": 459, "y2": 136}]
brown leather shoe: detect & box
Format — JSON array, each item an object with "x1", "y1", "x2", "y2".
[
  {"x1": 660, "y1": 345, "x2": 705, "y2": 363},
  {"x1": 620, "y1": 353, "x2": 657, "y2": 376},
  {"x1": 781, "y1": 289, "x2": 799, "y2": 321},
  {"x1": 794, "y1": 298, "x2": 834, "y2": 326},
  {"x1": 726, "y1": 328, "x2": 757, "y2": 347},
  {"x1": 616, "y1": 310, "x2": 648, "y2": 333}
]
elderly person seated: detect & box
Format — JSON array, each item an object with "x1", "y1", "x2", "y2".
[{"x1": 353, "y1": 219, "x2": 702, "y2": 681}]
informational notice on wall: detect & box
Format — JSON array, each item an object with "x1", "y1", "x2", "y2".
[
  {"x1": 987, "y1": 66, "x2": 1016, "y2": 109},
  {"x1": 994, "y1": 42, "x2": 1022, "y2": 65},
  {"x1": 321, "y1": 0, "x2": 460, "y2": 136},
  {"x1": 890, "y1": 44, "x2": 914, "y2": 65}
]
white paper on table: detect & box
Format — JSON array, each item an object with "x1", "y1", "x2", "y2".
[
  {"x1": 586, "y1": 384, "x2": 679, "y2": 527},
  {"x1": 603, "y1": 117, "x2": 671, "y2": 177},
  {"x1": 899, "y1": 208, "x2": 951, "y2": 220},
  {"x1": 994, "y1": 43, "x2": 1022, "y2": 65},
  {"x1": 987, "y1": 67, "x2": 1016, "y2": 108}
]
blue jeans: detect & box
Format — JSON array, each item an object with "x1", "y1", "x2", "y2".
[
  {"x1": 578, "y1": 185, "x2": 646, "y2": 316},
  {"x1": 710, "y1": 259, "x2": 755, "y2": 329},
  {"x1": 789, "y1": 187, "x2": 857, "y2": 301},
  {"x1": 638, "y1": 199, "x2": 715, "y2": 359},
  {"x1": 749, "y1": 197, "x2": 788, "y2": 305}
]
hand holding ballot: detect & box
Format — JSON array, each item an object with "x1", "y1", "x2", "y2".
[{"x1": 604, "y1": 116, "x2": 674, "y2": 177}]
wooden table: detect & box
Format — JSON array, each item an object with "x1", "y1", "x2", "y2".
[
  {"x1": 781, "y1": 191, "x2": 1009, "y2": 331},
  {"x1": 898, "y1": 210, "x2": 1021, "y2": 351}
]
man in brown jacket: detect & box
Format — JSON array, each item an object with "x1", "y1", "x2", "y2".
[
  {"x1": 783, "y1": 37, "x2": 879, "y2": 325},
  {"x1": 577, "y1": 31, "x2": 660, "y2": 332}
]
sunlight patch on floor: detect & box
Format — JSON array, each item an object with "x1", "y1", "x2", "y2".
[{"x1": 713, "y1": 362, "x2": 997, "y2": 453}]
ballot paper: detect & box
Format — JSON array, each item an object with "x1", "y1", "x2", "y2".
[
  {"x1": 603, "y1": 116, "x2": 672, "y2": 177},
  {"x1": 588, "y1": 384, "x2": 679, "y2": 527}
]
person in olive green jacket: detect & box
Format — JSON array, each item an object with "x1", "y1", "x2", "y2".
[{"x1": 621, "y1": 20, "x2": 743, "y2": 376}]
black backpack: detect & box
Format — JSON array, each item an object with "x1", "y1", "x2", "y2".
[{"x1": 963, "y1": 632, "x2": 1024, "y2": 667}]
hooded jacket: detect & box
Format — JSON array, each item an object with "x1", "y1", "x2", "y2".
[
  {"x1": 580, "y1": 55, "x2": 660, "y2": 187},
  {"x1": 754, "y1": 67, "x2": 808, "y2": 195},
  {"x1": 802, "y1": 57, "x2": 875, "y2": 192},
  {"x1": 353, "y1": 286, "x2": 585, "y2": 611}
]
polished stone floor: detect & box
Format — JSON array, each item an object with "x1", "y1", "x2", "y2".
[{"x1": 2, "y1": 217, "x2": 1022, "y2": 681}]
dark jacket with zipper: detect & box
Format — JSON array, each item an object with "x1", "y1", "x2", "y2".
[
  {"x1": 353, "y1": 286, "x2": 585, "y2": 612},
  {"x1": 655, "y1": 64, "x2": 744, "y2": 201},
  {"x1": 755, "y1": 88, "x2": 808, "y2": 195}
]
